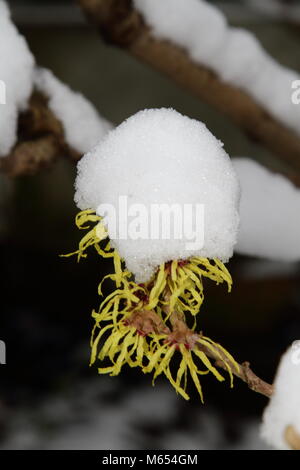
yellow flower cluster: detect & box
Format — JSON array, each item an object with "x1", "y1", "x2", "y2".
[{"x1": 64, "y1": 210, "x2": 239, "y2": 402}]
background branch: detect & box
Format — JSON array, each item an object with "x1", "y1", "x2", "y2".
[
  {"x1": 0, "y1": 91, "x2": 80, "y2": 177},
  {"x1": 78, "y1": 0, "x2": 300, "y2": 173},
  {"x1": 2, "y1": 1, "x2": 300, "y2": 179}
]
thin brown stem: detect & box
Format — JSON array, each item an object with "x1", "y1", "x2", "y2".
[
  {"x1": 155, "y1": 286, "x2": 273, "y2": 398},
  {"x1": 197, "y1": 340, "x2": 274, "y2": 398}
]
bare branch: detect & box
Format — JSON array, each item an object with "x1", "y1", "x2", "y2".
[
  {"x1": 78, "y1": 0, "x2": 300, "y2": 173},
  {"x1": 201, "y1": 345, "x2": 274, "y2": 398}
]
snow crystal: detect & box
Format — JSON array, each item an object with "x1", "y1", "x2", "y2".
[
  {"x1": 134, "y1": 0, "x2": 300, "y2": 136},
  {"x1": 233, "y1": 158, "x2": 300, "y2": 261},
  {"x1": 75, "y1": 108, "x2": 240, "y2": 283},
  {"x1": 0, "y1": 0, "x2": 35, "y2": 156},
  {"x1": 35, "y1": 68, "x2": 112, "y2": 154},
  {"x1": 261, "y1": 343, "x2": 300, "y2": 449}
]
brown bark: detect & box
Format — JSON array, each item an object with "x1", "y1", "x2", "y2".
[
  {"x1": 78, "y1": 0, "x2": 300, "y2": 173},
  {"x1": 0, "y1": 136, "x2": 60, "y2": 177},
  {"x1": 0, "y1": 91, "x2": 80, "y2": 177},
  {"x1": 204, "y1": 351, "x2": 274, "y2": 398}
]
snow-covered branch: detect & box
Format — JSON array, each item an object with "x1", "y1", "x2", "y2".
[
  {"x1": 0, "y1": 68, "x2": 112, "y2": 177},
  {"x1": 1, "y1": 79, "x2": 111, "y2": 177},
  {"x1": 78, "y1": 0, "x2": 300, "y2": 172},
  {"x1": 0, "y1": 90, "x2": 78, "y2": 177},
  {"x1": 234, "y1": 158, "x2": 300, "y2": 262},
  {"x1": 0, "y1": 1, "x2": 111, "y2": 176}
]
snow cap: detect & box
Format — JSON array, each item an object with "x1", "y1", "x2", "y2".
[{"x1": 75, "y1": 108, "x2": 240, "y2": 282}]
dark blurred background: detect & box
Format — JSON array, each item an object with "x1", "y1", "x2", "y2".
[{"x1": 1, "y1": 0, "x2": 300, "y2": 449}]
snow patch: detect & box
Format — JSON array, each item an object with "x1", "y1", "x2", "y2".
[
  {"x1": 234, "y1": 158, "x2": 300, "y2": 261},
  {"x1": 75, "y1": 108, "x2": 240, "y2": 282},
  {"x1": 34, "y1": 68, "x2": 112, "y2": 154}
]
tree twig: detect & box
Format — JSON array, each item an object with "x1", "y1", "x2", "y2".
[
  {"x1": 199, "y1": 342, "x2": 274, "y2": 398},
  {"x1": 78, "y1": 0, "x2": 300, "y2": 173},
  {"x1": 156, "y1": 289, "x2": 274, "y2": 399},
  {"x1": 284, "y1": 425, "x2": 300, "y2": 450},
  {"x1": 0, "y1": 91, "x2": 80, "y2": 177}
]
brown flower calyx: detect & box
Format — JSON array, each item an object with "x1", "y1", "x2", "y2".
[
  {"x1": 166, "y1": 312, "x2": 199, "y2": 350},
  {"x1": 124, "y1": 309, "x2": 170, "y2": 336}
]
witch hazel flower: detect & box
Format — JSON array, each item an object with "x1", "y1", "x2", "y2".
[{"x1": 66, "y1": 108, "x2": 240, "y2": 401}]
